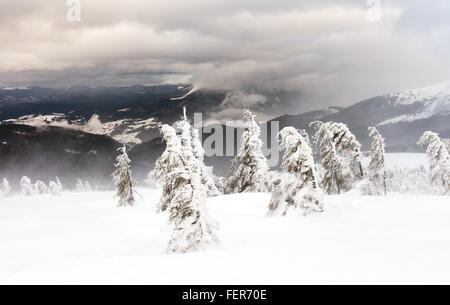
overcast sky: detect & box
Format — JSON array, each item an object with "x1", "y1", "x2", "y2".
[{"x1": 0, "y1": 0, "x2": 449, "y2": 111}]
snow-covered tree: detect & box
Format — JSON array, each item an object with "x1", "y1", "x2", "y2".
[
  {"x1": 417, "y1": 131, "x2": 450, "y2": 195},
  {"x1": 20, "y1": 176, "x2": 35, "y2": 196},
  {"x1": 299, "y1": 129, "x2": 315, "y2": 161},
  {"x1": 310, "y1": 121, "x2": 353, "y2": 194},
  {"x1": 174, "y1": 108, "x2": 220, "y2": 197},
  {"x1": 386, "y1": 167, "x2": 431, "y2": 194},
  {"x1": 165, "y1": 166, "x2": 218, "y2": 253},
  {"x1": 156, "y1": 124, "x2": 218, "y2": 253},
  {"x1": 34, "y1": 180, "x2": 48, "y2": 194},
  {"x1": 212, "y1": 175, "x2": 227, "y2": 194},
  {"x1": 76, "y1": 179, "x2": 93, "y2": 192},
  {"x1": 265, "y1": 170, "x2": 281, "y2": 192},
  {"x1": 176, "y1": 112, "x2": 195, "y2": 163},
  {"x1": 112, "y1": 145, "x2": 135, "y2": 207},
  {"x1": 192, "y1": 124, "x2": 205, "y2": 161},
  {"x1": 84, "y1": 181, "x2": 92, "y2": 192},
  {"x1": 334, "y1": 123, "x2": 363, "y2": 179},
  {"x1": 362, "y1": 127, "x2": 387, "y2": 195},
  {"x1": 155, "y1": 124, "x2": 189, "y2": 212},
  {"x1": 281, "y1": 127, "x2": 323, "y2": 214},
  {"x1": 55, "y1": 177, "x2": 63, "y2": 192},
  {"x1": 321, "y1": 143, "x2": 352, "y2": 194},
  {"x1": 443, "y1": 139, "x2": 450, "y2": 153},
  {"x1": 314, "y1": 121, "x2": 363, "y2": 179},
  {"x1": 192, "y1": 127, "x2": 223, "y2": 196},
  {"x1": 48, "y1": 177, "x2": 63, "y2": 195},
  {"x1": 227, "y1": 109, "x2": 269, "y2": 193},
  {"x1": 0, "y1": 178, "x2": 11, "y2": 197},
  {"x1": 145, "y1": 169, "x2": 160, "y2": 189},
  {"x1": 310, "y1": 121, "x2": 363, "y2": 179},
  {"x1": 268, "y1": 127, "x2": 324, "y2": 216},
  {"x1": 267, "y1": 177, "x2": 285, "y2": 216},
  {"x1": 76, "y1": 179, "x2": 85, "y2": 192}
]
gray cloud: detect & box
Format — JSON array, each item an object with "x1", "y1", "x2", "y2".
[{"x1": 0, "y1": 0, "x2": 449, "y2": 113}]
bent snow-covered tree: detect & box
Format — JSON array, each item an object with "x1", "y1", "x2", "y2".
[
  {"x1": 84, "y1": 181, "x2": 93, "y2": 192},
  {"x1": 76, "y1": 179, "x2": 85, "y2": 192},
  {"x1": 362, "y1": 127, "x2": 387, "y2": 195},
  {"x1": 48, "y1": 177, "x2": 63, "y2": 195},
  {"x1": 175, "y1": 108, "x2": 220, "y2": 197},
  {"x1": 34, "y1": 180, "x2": 48, "y2": 194},
  {"x1": 112, "y1": 145, "x2": 135, "y2": 207},
  {"x1": 311, "y1": 121, "x2": 363, "y2": 178},
  {"x1": 156, "y1": 124, "x2": 218, "y2": 253},
  {"x1": 227, "y1": 109, "x2": 269, "y2": 193},
  {"x1": 0, "y1": 178, "x2": 11, "y2": 197},
  {"x1": 268, "y1": 127, "x2": 324, "y2": 216},
  {"x1": 310, "y1": 121, "x2": 353, "y2": 194},
  {"x1": 417, "y1": 131, "x2": 450, "y2": 195},
  {"x1": 20, "y1": 176, "x2": 35, "y2": 196}
]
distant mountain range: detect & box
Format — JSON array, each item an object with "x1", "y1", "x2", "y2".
[
  {"x1": 272, "y1": 80, "x2": 450, "y2": 152},
  {"x1": 0, "y1": 123, "x2": 121, "y2": 189},
  {"x1": 0, "y1": 84, "x2": 227, "y2": 144},
  {"x1": 1, "y1": 81, "x2": 449, "y2": 188}
]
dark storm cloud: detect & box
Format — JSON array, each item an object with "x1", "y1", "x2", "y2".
[{"x1": 0, "y1": 0, "x2": 449, "y2": 112}]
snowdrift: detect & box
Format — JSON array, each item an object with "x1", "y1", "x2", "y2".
[{"x1": 1, "y1": 189, "x2": 449, "y2": 284}]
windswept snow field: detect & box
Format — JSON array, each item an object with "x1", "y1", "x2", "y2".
[{"x1": 1, "y1": 187, "x2": 450, "y2": 284}]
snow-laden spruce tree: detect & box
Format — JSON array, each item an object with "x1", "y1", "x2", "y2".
[
  {"x1": 311, "y1": 121, "x2": 363, "y2": 178},
  {"x1": 156, "y1": 124, "x2": 218, "y2": 253},
  {"x1": 165, "y1": 166, "x2": 218, "y2": 254},
  {"x1": 336, "y1": 123, "x2": 363, "y2": 179},
  {"x1": 76, "y1": 179, "x2": 85, "y2": 192},
  {"x1": 310, "y1": 121, "x2": 353, "y2": 194},
  {"x1": 443, "y1": 139, "x2": 450, "y2": 153},
  {"x1": 417, "y1": 131, "x2": 450, "y2": 195},
  {"x1": 299, "y1": 129, "x2": 314, "y2": 160},
  {"x1": 112, "y1": 145, "x2": 135, "y2": 207},
  {"x1": 327, "y1": 122, "x2": 363, "y2": 178},
  {"x1": 362, "y1": 127, "x2": 387, "y2": 195},
  {"x1": 191, "y1": 124, "x2": 205, "y2": 161},
  {"x1": 0, "y1": 178, "x2": 11, "y2": 197},
  {"x1": 34, "y1": 180, "x2": 48, "y2": 194},
  {"x1": 154, "y1": 124, "x2": 189, "y2": 212},
  {"x1": 84, "y1": 181, "x2": 92, "y2": 192},
  {"x1": 20, "y1": 176, "x2": 35, "y2": 196},
  {"x1": 48, "y1": 177, "x2": 63, "y2": 195},
  {"x1": 227, "y1": 109, "x2": 269, "y2": 193},
  {"x1": 268, "y1": 127, "x2": 324, "y2": 216},
  {"x1": 174, "y1": 108, "x2": 220, "y2": 197},
  {"x1": 57, "y1": 177, "x2": 63, "y2": 189}
]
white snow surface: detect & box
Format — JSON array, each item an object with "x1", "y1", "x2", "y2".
[{"x1": 1, "y1": 187, "x2": 450, "y2": 284}]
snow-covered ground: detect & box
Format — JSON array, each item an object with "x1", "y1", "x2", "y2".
[{"x1": 1, "y1": 188, "x2": 450, "y2": 284}]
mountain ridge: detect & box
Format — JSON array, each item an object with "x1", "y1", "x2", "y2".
[{"x1": 1, "y1": 80, "x2": 449, "y2": 183}]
